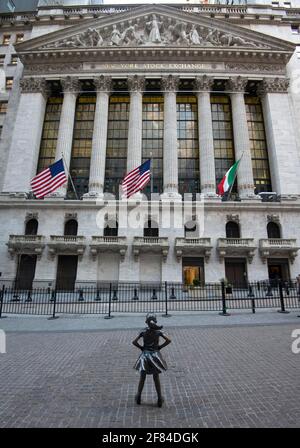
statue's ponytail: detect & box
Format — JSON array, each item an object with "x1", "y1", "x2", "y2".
[{"x1": 146, "y1": 313, "x2": 163, "y2": 331}]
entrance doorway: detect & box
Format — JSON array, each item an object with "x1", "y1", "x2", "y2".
[
  {"x1": 15, "y1": 254, "x2": 37, "y2": 290},
  {"x1": 268, "y1": 259, "x2": 290, "y2": 285},
  {"x1": 225, "y1": 258, "x2": 247, "y2": 287},
  {"x1": 56, "y1": 255, "x2": 78, "y2": 291},
  {"x1": 183, "y1": 258, "x2": 205, "y2": 286}
]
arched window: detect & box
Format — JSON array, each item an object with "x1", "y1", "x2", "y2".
[
  {"x1": 144, "y1": 220, "x2": 159, "y2": 238},
  {"x1": 25, "y1": 219, "x2": 38, "y2": 236},
  {"x1": 64, "y1": 219, "x2": 78, "y2": 236},
  {"x1": 104, "y1": 220, "x2": 118, "y2": 237},
  {"x1": 226, "y1": 221, "x2": 240, "y2": 238},
  {"x1": 267, "y1": 222, "x2": 281, "y2": 239},
  {"x1": 185, "y1": 221, "x2": 197, "y2": 238}
]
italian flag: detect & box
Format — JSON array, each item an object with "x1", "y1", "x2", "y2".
[{"x1": 217, "y1": 159, "x2": 240, "y2": 196}]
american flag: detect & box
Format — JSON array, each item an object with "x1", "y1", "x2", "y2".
[
  {"x1": 121, "y1": 160, "x2": 151, "y2": 199},
  {"x1": 31, "y1": 159, "x2": 67, "y2": 199}
]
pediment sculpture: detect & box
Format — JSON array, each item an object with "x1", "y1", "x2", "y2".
[{"x1": 42, "y1": 15, "x2": 268, "y2": 49}]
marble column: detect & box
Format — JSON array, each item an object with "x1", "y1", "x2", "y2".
[
  {"x1": 2, "y1": 77, "x2": 49, "y2": 195},
  {"x1": 53, "y1": 76, "x2": 80, "y2": 197},
  {"x1": 227, "y1": 76, "x2": 256, "y2": 199},
  {"x1": 85, "y1": 75, "x2": 111, "y2": 199},
  {"x1": 194, "y1": 75, "x2": 217, "y2": 196},
  {"x1": 161, "y1": 75, "x2": 181, "y2": 200},
  {"x1": 127, "y1": 75, "x2": 145, "y2": 173},
  {"x1": 259, "y1": 77, "x2": 300, "y2": 197}
]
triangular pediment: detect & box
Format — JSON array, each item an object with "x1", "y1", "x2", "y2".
[{"x1": 17, "y1": 5, "x2": 294, "y2": 54}]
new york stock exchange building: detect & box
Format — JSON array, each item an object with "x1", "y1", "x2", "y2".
[{"x1": 1, "y1": 0, "x2": 300, "y2": 291}]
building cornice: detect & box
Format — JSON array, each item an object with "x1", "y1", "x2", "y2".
[
  {"x1": 1, "y1": 197, "x2": 300, "y2": 213},
  {"x1": 1, "y1": 4, "x2": 300, "y2": 29}
]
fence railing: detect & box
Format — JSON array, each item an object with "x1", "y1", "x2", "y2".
[{"x1": 0, "y1": 281, "x2": 299, "y2": 320}]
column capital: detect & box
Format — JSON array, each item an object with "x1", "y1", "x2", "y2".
[
  {"x1": 257, "y1": 77, "x2": 290, "y2": 95},
  {"x1": 161, "y1": 75, "x2": 180, "y2": 92},
  {"x1": 20, "y1": 77, "x2": 49, "y2": 97},
  {"x1": 127, "y1": 75, "x2": 145, "y2": 93},
  {"x1": 194, "y1": 75, "x2": 214, "y2": 92},
  {"x1": 61, "y1": 76, "x2": 80, "y2": 94},
  {"x1": 226, "y1": 76, "x2": 248, "y2": 93},
  {"x1": 94, "y1": 75, "x2": 112, "y2": 93}
]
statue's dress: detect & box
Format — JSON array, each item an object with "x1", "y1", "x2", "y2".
[
  {"x1": 148, "y1": 20, "x2": 161, "y2": 43},
  {"x1": 134, "y1": 328, "x2": 168, "y2": 375}
]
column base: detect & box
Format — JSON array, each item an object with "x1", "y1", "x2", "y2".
[
  {"x1": 240, "y1": 193, "x2": 262, "y2": 202},
  {"x1": 121, "y1": 192, "x2": 144, "y2": 202},
  {"x1": 47, "y1": 191, "x2": 66, "y2": 199},
  {"x1": 160, "y1": 192, "x2": 182, "y2": 202},
  {"x1": 82, "y1": 191, "x2": 104, "y2": 201},
  {"x1": 202, "y1": 192, "x2": 221, "y2": 201},
  {"x1": 5, "y1": 192, "x2": 28, "y2": 199}
]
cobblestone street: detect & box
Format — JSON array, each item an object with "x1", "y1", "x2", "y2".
[{"x1": 0, "y1": 321, "x2": 300, "y2": 428}]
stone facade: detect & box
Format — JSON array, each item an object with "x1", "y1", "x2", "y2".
[{"x1": 1, "y1": 2, "x2": 300, "y2": 287}]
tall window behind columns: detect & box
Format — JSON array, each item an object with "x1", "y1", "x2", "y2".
[
  {"x1": 68, "y1": 95, "x2": 96, "y2": 199},
  {"x1": 105, "y1": 95, "x2": 130, "y2": 196},
  {"x1": 245, "y1": 96, "x2": 272, "y2": 193},
  {"x1": 177, "y1": 95, "x2": 199, "y2": 197},
  {"x1": 37, "y1": 97, "x2": 63, "y2": 173},
  {"x1": 211, "y1": 95, "x2": 235, "y2": 190},
  {"x1": 142, "y1": 95, "x2": 164, "y2": 197}
]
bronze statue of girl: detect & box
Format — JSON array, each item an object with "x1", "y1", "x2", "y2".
[{"x1": 132, "y1": 313, "x2": 171, "y2": 407}]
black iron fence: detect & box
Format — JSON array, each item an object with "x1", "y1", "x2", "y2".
[{"x1": 0, "y1": 280, "x2": 299, "y2": 319}]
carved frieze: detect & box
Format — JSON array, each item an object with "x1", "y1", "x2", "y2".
[
  {"x1": 94, "y1": 75, "x2": 112, "y2": 92},
  {"x1": 41, "y1": 15, "x2": 269, "y2": 50},
  {"x1": 225, "y1": 63, "x2": 286, "y2": 74},
  {"x1": 65, "y1": 213, "x2": 77, "y2": 221},
  {"x1": 267, "y1": 214, "x2": 280, "y2": 224},
  {"x1": 24, "y1": 64, "x2": 83, "y2": 74},
  {"x1": 26, "y1": 212, "x2": 38, "y2": 221},
  {"x1": 194, "y1": 75, "x2": 214, "y2": 92},
  {"x1": 227, "y1": 214, "x2": 240, "y2": 224},
  {"x1": 127, "y1": 75, "x2": 145, "y2": 92},
  {"x1": 20, "y1": 77, "x2": 49, "y2": 97},
  {"x1": 161, "y1": 75, "x2": 180, "y2": 92},
  {"x1": 258, "y1": 77, "x2": 290, "y2": 95},
  {"x1": 61, "y1": 76, "x2": 80, "y2": 93},
  {"x1": 226, "y1": 76, "x2": 248, "y2": 92}
]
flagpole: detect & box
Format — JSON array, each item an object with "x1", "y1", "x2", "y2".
[
  {"x1": 61, "y1": 153, "x2": 79, "y2": 200},
  {"x1": 150, "y1": 152, "x2": 153, "y2": 196},
  {"x1": 227, "y1": 150, "x2": 246, "y2": 201}
]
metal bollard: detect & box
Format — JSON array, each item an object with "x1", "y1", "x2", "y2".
[
  {"x1": 151, "y1": 289, "x2": 158, "y2": 300},
  {"x1": 248, "y1": 285, "x2": 255, "y2": 298},
  {"x1": 50, "y1": 290, "x2": 55, "y2": 302},
  {"x1": 163, "y1": 282, "x2": 171, "y2": 318},
  {"x1": 169, "y1": 287, "x2": 176, "y2": 300},
  {"x1": 25, "y1": 290, "x2": 32, "y2": 303},
  {"x1": 48, "y1": 290, "x2": 59, "y2": 320},
  {"x1": 104, "y1": 283, "x2": 113, "y2": 319},
  {"x1": 266, "y1": 285, "x2": 273, "y2": 297},
  {"x1": 112, "y1": 289, "x2": 118, "y2": 301},
  {"x1": 78, "y1": 289, "x2": 84, "y2": 302},
  {"x1": 95, "y1": 289, "x2": 101, "y2": 301},
  {"x1": 132, "y1": 288, "x2": 139, "y2": 301},
  {"x1": 219, "y1": 281, "x2": 230, "y2": 316},
  {"x1": 278, "y1": 281, "x2": 290, "y2": 314},
  {"x1": 0, "y1": 285, "x2": 7, "y2": 319},
  {"x1": 251, "y1": 297, "x2": 256, "y2": 314}
]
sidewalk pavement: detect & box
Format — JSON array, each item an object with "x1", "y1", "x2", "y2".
[
  {"x1": 0, "y1": 308, "x2": 300, "y2": 333},
  {"x1": 0, "y1": 321, "x2": 300, "y2": 428}
]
